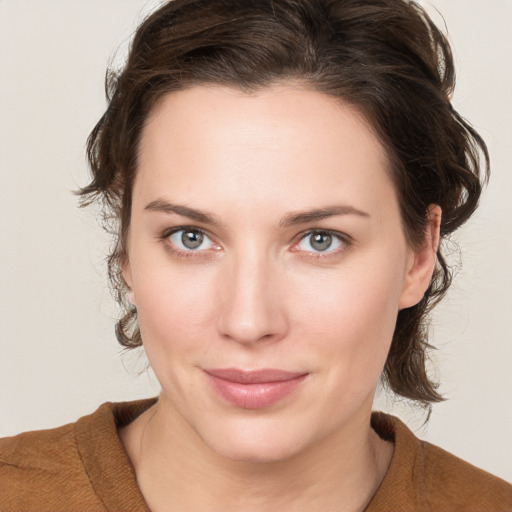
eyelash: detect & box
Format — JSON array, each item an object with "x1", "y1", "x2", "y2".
[
  {"x1": 292, "y1": 229, "x2": 352, "y2": 260},
  {"x1": 160, "y1": 226, "x2": 352, "y2": 261},
  {"x1": 160, "y1": 226, "x2": 218, "y2": 260}
]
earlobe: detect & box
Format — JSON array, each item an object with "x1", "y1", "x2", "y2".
[
  {"x1": 399, "y1": 204, "x2": 442, "y2": 309},
  {"x1": 121, "y1": 259, "x2": 137, "y2": 307}
]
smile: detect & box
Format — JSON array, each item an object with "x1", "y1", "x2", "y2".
[{"x1": 203, "y1": 368, "x2": 308, "y2": 409}]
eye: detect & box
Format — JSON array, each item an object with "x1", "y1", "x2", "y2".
[
  {"x1": 296, "y1": 230, "x2": 344, "y2": 253},
  {"x1": 167, "y1": 228, "x2": 216, "y2": 252}
]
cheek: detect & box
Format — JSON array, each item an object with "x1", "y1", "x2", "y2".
[
  {"x1": 132, "y1": 262, "x2": 218, "y2": 355},
  {"x1": 132, "y1": 264, "x2": 222, "y2": 407},
  {"x1": 290, "y1": 259, "x2": 404, "y2": 372}
]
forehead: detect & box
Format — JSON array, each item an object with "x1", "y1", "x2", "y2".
[{"x1": 134, "y1": 84, "x2": 397, "y2": 221}]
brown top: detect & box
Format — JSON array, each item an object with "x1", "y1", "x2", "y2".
[{"x1": 1, "y1": 399, "x2": 511, "y2": 511}]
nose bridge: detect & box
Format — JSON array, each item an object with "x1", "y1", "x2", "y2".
[{"x1": 216, "y1": 243, "x2": 287, "y2": 345}]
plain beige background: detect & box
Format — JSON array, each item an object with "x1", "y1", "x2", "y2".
[{"x1": 1, "y1": 0, "x2": 511, "y2": 482}]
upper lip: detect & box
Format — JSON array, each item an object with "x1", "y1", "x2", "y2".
[{"x1": 204, "y1": 368, "x2": 308, "y2": 384}]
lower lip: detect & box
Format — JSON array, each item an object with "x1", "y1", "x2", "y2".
[{"x1": 205, "y1": 373, "x2": 308, "y2": 410}]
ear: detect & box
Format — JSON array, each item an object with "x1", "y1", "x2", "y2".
[
  {"x1": 399, "y1": 204, "x2": 442, "y2": 309},
  {"x1": 121, "y1": 258, "x2": 137, "y2": 307}
]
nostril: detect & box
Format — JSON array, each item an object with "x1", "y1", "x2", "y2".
[{"x1": 217, "y1": 311, "x2": 287, "y2": 346}]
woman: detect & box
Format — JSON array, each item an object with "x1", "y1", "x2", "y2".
[{"x1": 1, "y1": 0, "x2": 511, "y2": 510}]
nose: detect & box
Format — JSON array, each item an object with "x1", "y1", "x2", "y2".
[{"x1": 216, "y1": 252, "x2": 289, "y2": 346}]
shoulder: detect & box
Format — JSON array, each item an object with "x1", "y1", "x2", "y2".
[
  {"x1": 0, "y1": 399, "x2": 155, "y2": 511},
  {"x1": 420, "y1": 437, "x2": 512, "y2": 510},
  {"x1": 368, "y1": 412, "x2": 512, "y2": 512},
  {"x1": 0, "y1": 418, "x2": 105, "y2": 509},
  {"x1": 0, "y1": 420, "x2": 76, "y2": 470}
]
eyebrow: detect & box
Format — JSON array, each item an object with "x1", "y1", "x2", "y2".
[
  {"x1": 279, "y1": 205, "x2": 370, "y2": 227},
  {"x1": 144, "y1": 199, "x2": 223, "y2": 227},
  {"x1": 144, "y1": 199, "x2": 370, "y2": 228}
]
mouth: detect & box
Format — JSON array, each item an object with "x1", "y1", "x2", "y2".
[{"x1": 203, "y1": 368, "x2": 309, "y2": 409}]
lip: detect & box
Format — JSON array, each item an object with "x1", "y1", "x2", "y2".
[{"x1": 203, "y1": 368, "x2": 308, "y2": 409}]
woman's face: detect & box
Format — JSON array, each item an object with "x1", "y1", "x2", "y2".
[{"x1": 124, "y1": 84, "x2": 433, "y2": 462}]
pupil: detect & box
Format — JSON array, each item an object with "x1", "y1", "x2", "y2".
[
  {"x1": 182, "y1": 230, "x2": 203, "y2": 249},
  {"x1": 311, "y1": 232, "x2": 332, "y2": 251}
]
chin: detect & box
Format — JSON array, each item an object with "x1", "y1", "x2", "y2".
[
  {"x1": 208, "y1": 439, "x2": 303, "y2": 465},
  {"x1": 197, "y1": 417, "x2": 312, "y2": 464}
]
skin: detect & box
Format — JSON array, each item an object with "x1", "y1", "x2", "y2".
[{"x1": 120, "y1": 84, "x2": 441, "y2": 512}]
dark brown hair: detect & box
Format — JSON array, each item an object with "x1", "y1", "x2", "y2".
[{"x1": 80, "y1": 0, "x2": 489, "y2": 406}]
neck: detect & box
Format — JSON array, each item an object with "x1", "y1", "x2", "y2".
[{"x1": 120, "y1": 396, "x2": 393, "y2": 512}]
